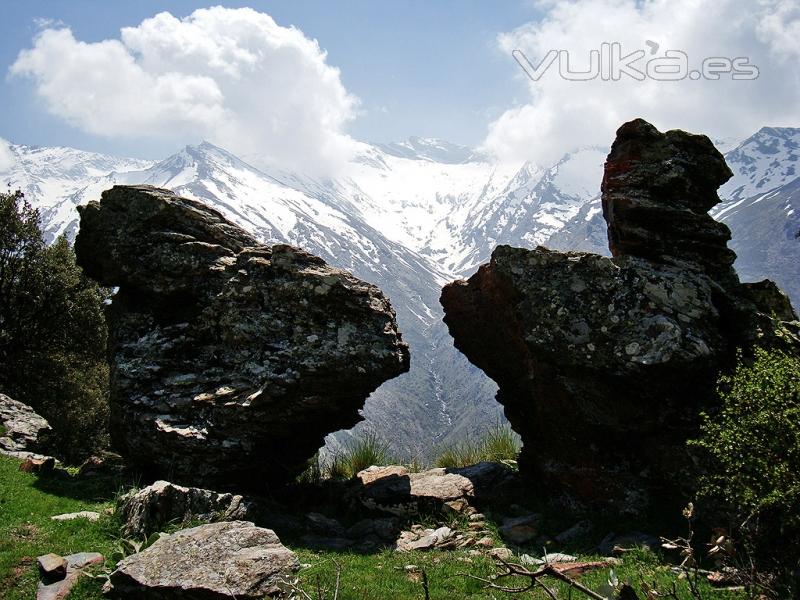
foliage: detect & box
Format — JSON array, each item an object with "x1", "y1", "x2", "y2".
[
  {"x1": 689, "y1": 347, "x2": 800, "y2": 595},
  {"x1": 0, "y1": 191, "x2": 110, "y2": 462},
  {"x1": 436, "y1": 423, "x2": 521, "y2": 469},
  {"x1": 326, "y1": 431, "x2": 395, "y2": 480}
]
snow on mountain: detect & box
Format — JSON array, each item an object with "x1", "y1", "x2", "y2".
[
  {"x1": 718, "y1": 127, "x2": 800, "y2": 202},
  {"x1": 2, "y1": 125, "x2": 797, "y2": 455},
  {"x1": 0, "y1": 143, "x2": 154, "y2": 240}
]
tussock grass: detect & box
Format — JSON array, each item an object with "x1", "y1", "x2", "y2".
[
  {"x1": 326, "y1": 431, "x2": 395, "y2": 480},
  {"x1": 436, "y1": 423, "x2": 521, "y2": 469}
]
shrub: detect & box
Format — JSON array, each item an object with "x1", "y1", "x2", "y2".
[
  {"x1": 435, "y1": 423, "x2": 521, "y2": 469},
  {"x1": 0, "y1": 191, "x2": 109, "y2": 462},
  {"x1": 689, "y1": 347, "x2": 800, "y2": 594}
]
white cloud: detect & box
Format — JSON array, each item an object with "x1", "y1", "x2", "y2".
[
  {"x1": 10, "y1": 7, "x2": 359, "y2": 175},
  {"x1": 484, "y1": 0, "x2": 800, "y2": 166},
  {"x1": 0, "y1": 138, "x2": 15, "y2": 172}
]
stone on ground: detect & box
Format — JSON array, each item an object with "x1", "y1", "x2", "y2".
[
  {"x1": 107, "y1": 521, "x2": 299, "y2": 600},
  {"x1": 37, "y1": 552, "x2": 103, "y2": 600}
]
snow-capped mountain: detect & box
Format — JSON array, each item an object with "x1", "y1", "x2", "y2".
[{"x1": 1, "y1": 125, "x2": 797, "y2": 455}]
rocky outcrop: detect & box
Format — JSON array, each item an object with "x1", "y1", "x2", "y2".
[
  {"x1": 75, "y1": 185, "x2": 409, "y2": 489},
  {"x1": 440, "y1": 120, "x2": 800, "y2": 515},
  {"x1": 107, "y1": 521, "x2": 298, "y2": 599},
  {"x1": 119, "y1": 480, "x2": 252, "y2": 538},
  {"x1": 0, "y1": 393, "x2": 53, "y2": 460},
  {"x1": 0, "y1": 394, "x2": 58, "y2": 464}
]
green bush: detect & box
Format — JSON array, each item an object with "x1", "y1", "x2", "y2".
[
  {"x1": 0, "y1": 191, "x2": 109, "y2": 462},
  {"x1": 435, "y1": 423, "x2": 521, "y2": 469},
  {"x1": 690, "y1": 347, "x2": 800, "y2": 593}
]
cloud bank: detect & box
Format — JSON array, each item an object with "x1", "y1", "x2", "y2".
[
  {"x1": 484, "y1": 0, "x2": 800, "y2": 166},
  {"x1": 10, "y1": 7, "x2": 359, "y2": 175}
]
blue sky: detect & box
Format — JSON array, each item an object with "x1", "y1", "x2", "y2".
[
  {"x1": 1, "y1": 1, "x2": 797, "y2": 171},
  {"x1": 0, "y1": 1, "x2": 539, "y2": 158}
]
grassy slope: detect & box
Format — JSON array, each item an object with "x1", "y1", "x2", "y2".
[
  {"x1": 0, "y1": 455, "x2": 120, "y2": 599},
  {"x1": 0, "y1": 454, "x2": 746, "y2": 599}
]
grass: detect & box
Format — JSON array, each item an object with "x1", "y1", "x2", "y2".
[
  {"x1": 436, "y1": 424, "x2": 521, "y2": 469},
  {"x1": 289, "y1": 547, "x2": 747, "y2": 599},
  {"x1": 0, "y1": 452, "x2": 748, "y2": 599},
  {"x1": 0, "y1": 454, "x2": 125, "y2": 599}
]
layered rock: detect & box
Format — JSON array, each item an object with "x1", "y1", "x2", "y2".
[
  {"x1": 75, "y1": 185, "x2": 409, "y2": 489},
  {"x1": 354, "y1": 462, "x2": 512, "y2": 516},
  {"x1": 441, "y1": 120, "x2": 800, "y2": 515}
]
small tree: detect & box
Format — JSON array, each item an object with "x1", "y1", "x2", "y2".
[
  {"x1": 0, "y1": 190, "x2": 109, "y2": 462},
  {"x1": 690, "y1": 347, "x2": 800, "y2": 595}
]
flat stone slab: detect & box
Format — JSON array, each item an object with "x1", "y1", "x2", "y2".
[
  {"x1": 51, "y1": 511, "x2": 101, "y2": 522},
  {"x1": 37, "y1": 552, "x2": 103, "y2": 600},
  {"x1": 108, "y1": 521, "x2": 299, "y2": 599}
]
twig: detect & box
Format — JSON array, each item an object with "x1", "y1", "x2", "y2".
[
  {"x1": 421, "y1": 569, "x2": 430, "y2": 600},
  {"x1": 332, "y1": 560, "x2": 341, "y2": 600},
  {"x1": 535, "y1": 580, "x2": 560, "y2": 600},
  {"x1": 461, "y1": 557, "x2": 607, "y2": 599}
]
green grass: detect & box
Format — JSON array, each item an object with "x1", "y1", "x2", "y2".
[
  {"x1": 436, "y1": 424, "x2": 521, "y2": 469},
  {"x1": 290, "y1": 547, "x2": 746, "y2": 599},
  {"x1": 0, "y1": 453, "x2": 748, "y2": 599},
  {"x1": 0, "y1": 454, "x2": 128, "y2": 599}
]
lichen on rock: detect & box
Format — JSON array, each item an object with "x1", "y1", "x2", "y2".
[{"x1": 75, "y1": 185, "x2": 409, "y2": 490}]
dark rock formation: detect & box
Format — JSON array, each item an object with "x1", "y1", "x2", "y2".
[
  {"x1": 108, "y1": 521, "x2": 298, "y2": 600},
  {"x1": 75, "y1": 185, "x2": 409, "y2": 489},
  {"x1": 441, "y1": 119, "x2": 800, "y2": 516}
]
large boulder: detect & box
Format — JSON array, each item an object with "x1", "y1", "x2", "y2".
[
  {"x1": 75, "y1": 185, "x2": 409, "y2": 489},
  {"x1": 440, "y1": 120, "x2": 800, "y2": 516},
  {"x1": 0, "y1": 393, "x2": 53, "y2": 459},
  {"x1": 107, "y1": 521, "x2": 298, "y2": 599}
]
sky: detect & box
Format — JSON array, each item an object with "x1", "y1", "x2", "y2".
[{"x1": 0, "y1": 1, "x2": 798, "y2": 174}]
